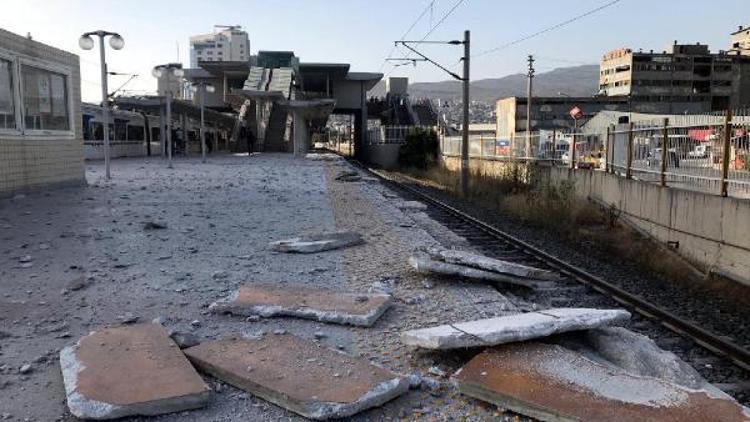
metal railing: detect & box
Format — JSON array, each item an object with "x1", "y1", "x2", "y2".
[
  {"x1": 367, "y1": 125, "x2": 437, "y2": 145},
  {"x1": 605, "y1": 111, "x2": 750, "y2": 198},
  {"x1": 436, "y1": 110, "x2": 750, "y2": 199}
]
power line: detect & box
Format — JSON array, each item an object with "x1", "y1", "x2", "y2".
[
  {"x1": 384, "y1": 0, "x2": 468, "y2": 78},
  {"x1": 473, "y1": 0, "x2": 623, "y2": 59},
  {"x1": 379, "y1": 1, "x2": 436, "y2": 72}
]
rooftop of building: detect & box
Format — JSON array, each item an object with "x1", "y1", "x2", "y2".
[
  {"x1": 731, "y1": 25, "x2": 750, "y2": 36},
  {"x1": 497, "y1": 96, "x2": 630, "y2": 106}
]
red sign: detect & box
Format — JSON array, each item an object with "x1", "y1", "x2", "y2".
[{"x1": 569, "y1": 106, "x2": 583, "y2": 120}]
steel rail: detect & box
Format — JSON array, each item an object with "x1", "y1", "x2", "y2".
[{"x1": 366, "y1": 166, "x2": 750, "y2": 373}]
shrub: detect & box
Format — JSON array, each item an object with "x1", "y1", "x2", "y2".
[{"x1": 398, "y1": 128, "x2": 439, "y2": 170}]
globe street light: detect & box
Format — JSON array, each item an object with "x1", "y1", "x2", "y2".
[
  {"x1": 152, "y1": 64, "x2": 183, "y2": 168},
  {"x1": 79, "y1": 31, "x2": 124, "y2": 180},
  {"x1": 190, "y1": 82, "x2": 215, "y2": 163}
]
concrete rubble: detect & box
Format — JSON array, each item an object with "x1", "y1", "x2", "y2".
[
  {"x1": 408, "y1": 251, "x2": 553, "y2": 289},
  {"x1": 557, "y1": 327, "x2": 732, "y2": 399},
  {"x1": 428, "y1": 248, "x2": 558, "y2": 281},
  {"x1": 401, "y1": 308, "x2": 631, "y2": 350},
  {"x1": 184, "y1": 334, "x2": 409, "y2": 420},
  {"x1": 59, "y1": 324, "x2": 211, "y2": 420},
  {"x1": 454, "y1": 342, "x2": 750, "y2": 422},
  {"x1": 269, "y1": 231, "x2": 364, "y2": 253},
  {"x1": 209, "y1": 284, "x2": 392, "y2": 327}
]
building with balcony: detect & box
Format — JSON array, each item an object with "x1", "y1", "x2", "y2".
[
  {"x1": 730, "y1": 25, "x2": 750, "y2": 56},
  {"x1": 599, "y1": 32, "x2": 750, "y2": 113},
  {"x1": 189, "y1": 26, "x2": 250, "y2": 68}
]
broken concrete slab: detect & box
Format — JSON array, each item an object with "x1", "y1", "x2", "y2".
[
  {"x1": 209, "y1": 284, "x2": 392, "y2": 327},
  {"x1": 59, "y1": 324, "x2": 211, "y2": 420},
  {"x1": 305, "y1": 153, "x2": 343, "y2": 161},
  {"x1": 454, "y1": 342, "x2": 750, "y2": 422},
  {"x1": 401, "y1": 308, "x2": 631, "y2": 350},
  {"x1": 408, "y1": 252, "x2": 552, "y2": 289},
  {"x1": 428, "y1": 248, "x2": 558, "y2": 280},
  {"x1": 335, "y1": 171, "x2": 363, "y2": 182},
  {"x1": 269, "y1": 231, "x2": 364, "y2": 253},
  {"x1": 184, "y1": 334, "x2": 409, "y2": 420},
  {"x1": 557, "y1": 327, "x2": 731, "y2": 399},
  {"x1": 395, "y1": 201, "x2": 428, "y2": 211}
]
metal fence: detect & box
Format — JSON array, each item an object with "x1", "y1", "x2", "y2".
[
  {"x1": 436, "y1": 110, "x2": 750, "y2": 199},
  {"x1": 605, "y1": 111, "x2": 750, "y2": 198},
  {"x1": 367, "y1": 125, "x2": 437, "y2": 145}
]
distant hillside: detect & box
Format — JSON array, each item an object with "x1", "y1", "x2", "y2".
[{"x1": 371, "y1": 64, "x2": 600, "y2": 103}]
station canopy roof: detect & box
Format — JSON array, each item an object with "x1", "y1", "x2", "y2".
[{"x1": 113, "y1": 96, "x2": 237, "y2": 128}]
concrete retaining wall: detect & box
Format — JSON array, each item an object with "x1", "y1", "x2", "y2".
[
  {"x1": 546, "y1": 167, "x2": 750, "y2": 286},
  {"x1": 364, "y1": 143, "x2": 401, "y2": 169},
  {"x1": 439, "y1": 155, "x2": 750, "y2": 286}
]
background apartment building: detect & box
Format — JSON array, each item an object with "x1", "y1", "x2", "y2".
[
  {"x1": 600, "y1": 28, "x2": 750, "y2": 113},
  {"x1": 495, "y1": 96, "x2": 629, "y2": 142},
  {"x1": 189, "y1": 26, "x2": 250, "y2": 67},
  {"x1": 731, "y1": 25, "x2": 750, "y2": 55}
]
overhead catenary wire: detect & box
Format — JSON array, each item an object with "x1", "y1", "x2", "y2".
[
  {"x1": 473, "y1": 0, "x2": 623, "y2": 59},
  {"x1": 379, "y1": 1, "x2": 437, "y2": 72},
  {"x1": 384, "y1": 0, "x2": 468, "y2": 79}
]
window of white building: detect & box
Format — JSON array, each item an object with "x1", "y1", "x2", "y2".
[
  {"x1": 0, "y1": 58, "x2": 15, "y2": 130},
  {"x1": 21, "y1": 65, "x2": 70, "y2": 131}
]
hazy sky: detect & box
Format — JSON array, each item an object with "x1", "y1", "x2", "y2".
[{"x1": 1, "y1": 0, "x2": 746, "y2": 102}]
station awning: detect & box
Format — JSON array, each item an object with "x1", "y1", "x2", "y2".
[{"x1": 113, "y1": 96, "x2": 237, "y2": 129}]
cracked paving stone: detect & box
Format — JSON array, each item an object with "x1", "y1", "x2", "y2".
[
  {"x1": 401, "y1": 308, "x2": 631, "y2": 350},
  {"x1": 59, "y1": 324, "x2": 211, "y2": 420},
  {"x1": 209, "y1": 284, "x2": 392, "y2": 327},
  {"x1": 454, "y1": 342, "x2": 750, "y2": 422},
  {"x1": 184, "y1": 334, "x2": 409, "y2": 420}
]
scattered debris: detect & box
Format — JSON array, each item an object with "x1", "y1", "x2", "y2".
[
  {"x1": 401, "y1": 308, "x2": 631, "y2": 350},
  {"x1": 59, "y1": 324, "x2": 211, "y2": 420},
  {"x1": 454, "y1": 342, "x2": 750, "y2": 422},
  {"x1": 117, "y1": 312, "x2": 139, "y2": 325},
  {"x1": 210, "y1": 284, "x2": 392, "y2": 327},
  {"x1": 396, "y1": 201, "x2": 428, "y2": 211},
  {"x1": 170, "y1": 331, "x2": 201, "y2": 349},
  {"x1": 305, "y1": 153, "x2": 342, "y2": 161},
  {"x1": 557, "y1": 327, "x2": 731, "y2": 399},
  {"x1": 408, "y1": 251, "x2": 551, "y2": 289},
  {"x1": 269, "y1": 231, "x2": 364, "y2": 253},
  {"x1": 428, "y1": 248, "x2": 558, "y2": 280},
  {"x1": 142, "y1": 221, "x2": 167, "y2": 230},
  {"x1": 211, "y1": 270, "x2": 229, "y2": 280},
  {"x1": 184, "y1": 334, "x2": 409, "y2": 420},
  {"x1": 335, "y1": 171, "x2": 362, "y2": 182}
]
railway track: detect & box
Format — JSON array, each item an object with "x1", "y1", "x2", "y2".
[{"x1": 360, "y1": 164, "x2": 750, "y2": 400}]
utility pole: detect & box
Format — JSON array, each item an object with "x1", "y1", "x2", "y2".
[
  {"x1": 390, "y1": 32, "x2": 470, "y2": 195},
  {"x1": 461, "y1": 30, "x2": 470, "y2": 196},
  {"x1": 525, "y1": 55, "x2": 535, "y2": 158}
]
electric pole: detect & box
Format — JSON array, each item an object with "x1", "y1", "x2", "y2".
[
  {"x1": 461, "y1": 30, "x2": 470, "y2": 196},
  {"x1": 525, "y1": 55, "x2": 535, "y2": 158},
  {"x1": 390, "y1": 32, "x2": 470, "y2": 195}
]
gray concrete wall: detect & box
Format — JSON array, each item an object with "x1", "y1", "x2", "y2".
[
  {"x1": 545, "y1": 167, "x2": 750, "y2": 286},
  {"x1": 364, "y1": 143, "x2": 401, "y2": 169},
  {"x1": 439, "y1": 154, "x2": 750, "y2": 286}
]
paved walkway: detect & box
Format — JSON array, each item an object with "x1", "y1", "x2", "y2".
[{"x1": 0, "y1": 153, "x2": 518, "y2": 421}]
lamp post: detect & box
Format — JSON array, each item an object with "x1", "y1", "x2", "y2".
[
  {"x1": 152, "y1": 64, "x2": 184, "y2": 169},
  {"x1": 190, "y1": 82, "x2": 215, "y2": 163},
  {"x1": 79, "y1": 31, "x2": 124, "y2": 180}
]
